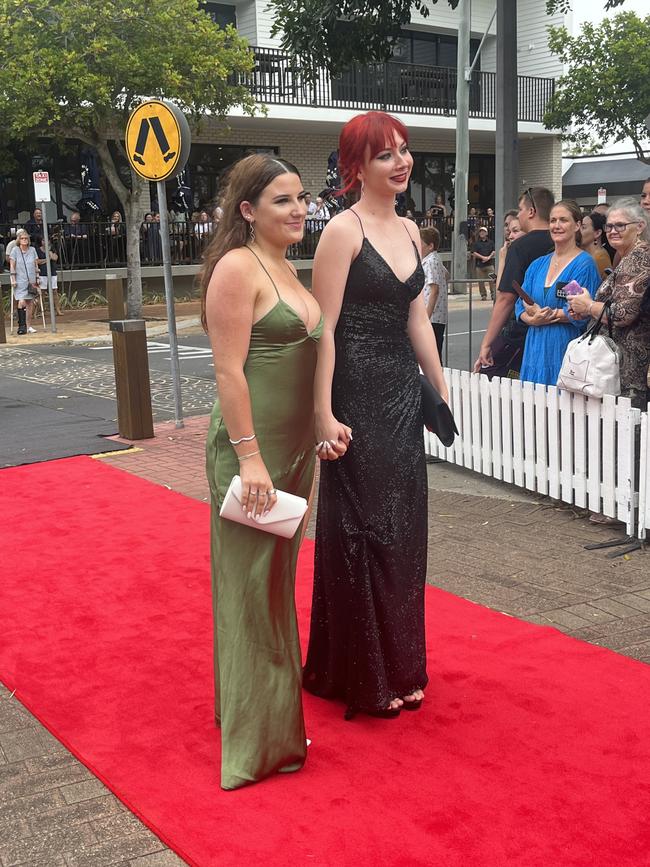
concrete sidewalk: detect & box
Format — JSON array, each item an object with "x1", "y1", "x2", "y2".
[
  {"x1": 1, "y1": 292, "x2": 481, "y2": 348},
  {"x1": 1, "y1": 417, "x2": 647, "y2": 866},
  {"x1": 0, "y1": 301, "x2": 202, "y2": 347}
]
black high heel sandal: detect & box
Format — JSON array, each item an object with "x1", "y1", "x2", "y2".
[
  {"x1": 344, "y1": 705, "x2": 401, "y2": 721},
  {"x1": 401, "y1": 698, "x2": 422, "y2": 711}
]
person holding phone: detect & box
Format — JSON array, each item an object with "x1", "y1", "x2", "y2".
[{"x1": 515, "y1": 200, "x2": 600, "y2": 385}]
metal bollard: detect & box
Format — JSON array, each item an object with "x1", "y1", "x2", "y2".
[
  {"x1": 109, "y1": 319, "x2": 154, "y2": 440},
  {"x1": 106, "y1": 274, "x2": 125, "y2": 321}
]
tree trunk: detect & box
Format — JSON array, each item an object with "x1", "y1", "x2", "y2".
[
  {"x1": 125, "y1": 173, "x2": 150, "y2": 319},
  {"x1": 90, "y1": 135, "x2": 150, "y2": 319}
]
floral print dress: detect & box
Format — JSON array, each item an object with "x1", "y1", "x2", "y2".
[{"x1": 595, "y1": 241, "x2": 650, "y2": 408}]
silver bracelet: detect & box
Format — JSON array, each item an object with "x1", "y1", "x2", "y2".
[
  {"x1": 229, "y1": 433, "x2": 256, "y2": 445},
  {"x1": 237, "y1": 450, "x2": 260, "y2": 462}
]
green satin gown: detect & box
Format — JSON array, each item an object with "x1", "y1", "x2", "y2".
[{"x1": 206, "y1": 282, "x2": 323, "y2": 791}]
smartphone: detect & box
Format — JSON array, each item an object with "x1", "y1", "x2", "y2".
[{"x1": 511, "y1": 280, "x2": 535, "y2": 306}]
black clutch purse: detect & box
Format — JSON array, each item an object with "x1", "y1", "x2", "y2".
[{"x1": 420, "y1": 375, "x2": 458, "y2": 447}]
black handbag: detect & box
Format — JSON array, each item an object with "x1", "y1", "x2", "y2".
[{"x1": 420, "y1": 375, "x2": 458, "y2": 447}]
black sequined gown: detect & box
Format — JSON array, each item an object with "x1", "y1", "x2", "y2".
[{"x1": 304, "y1": 213, "x2": 429, "y2": 714}]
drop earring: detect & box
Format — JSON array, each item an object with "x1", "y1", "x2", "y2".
[{"x1": 248, "y1": 220, "x2": 255, "y2": 244}]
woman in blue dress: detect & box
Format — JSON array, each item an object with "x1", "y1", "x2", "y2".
[{"x1": 516, "y1": 200, "x2": 601, "y2": 386}]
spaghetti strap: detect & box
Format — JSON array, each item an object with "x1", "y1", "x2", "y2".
[
  {"x1": 246, "y1": 246, "x2": 281, "y2": 300},
  {"x1": 401, "y1": 220, "x2": 421, "y2": 265},
  {"x1": 349, "y1": 208, "x2": 366, "y2": 238}
]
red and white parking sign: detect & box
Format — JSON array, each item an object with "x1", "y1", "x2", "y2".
[{"x1": 33, "y1": 171, "x2": 51, "y2": 202}]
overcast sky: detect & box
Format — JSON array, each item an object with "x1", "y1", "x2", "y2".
[{"x1": 571, "y1": 0, "x2": 648, "y2": 29}]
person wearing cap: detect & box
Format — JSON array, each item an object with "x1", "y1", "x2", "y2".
[{"x1": 471, "y1": 225, "x2": 495, "y2": 300}]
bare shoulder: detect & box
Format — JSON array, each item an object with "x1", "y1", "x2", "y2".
[
  {"x1": 400, "y1": 217, "x2": 420, "y2": 245},
  {"x1": 211, "y1": 246, "x2": 254, "y2": 279},
  {"x1": 322, "y1": 210, "x2": 362, "y2": 243},
  {"x1": 206, "y1": 247, "x2": 258, "y2": 305},
  {"x1": 399, "y1": 217, "x2": 420, "y2": 243}
]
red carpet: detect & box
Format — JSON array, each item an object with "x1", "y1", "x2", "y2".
[{"x1": 1, "y1": 457, "x2": 649, "y2": 866}]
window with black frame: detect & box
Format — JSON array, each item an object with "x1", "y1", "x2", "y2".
[
  {"x1": 200, "y1": 1, "x2": 236, "y2": 29},
  {"x1": 333, "y1": 30, "x2": 480, "y2": 110}
]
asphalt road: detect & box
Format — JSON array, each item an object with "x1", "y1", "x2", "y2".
[{"x1": 0, "y1": 304, "x2": 492, "y2": 440}]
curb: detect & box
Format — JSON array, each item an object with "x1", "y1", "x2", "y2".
[{"x1": 68, "y1": 316, "x2": 203, "y2": 346}]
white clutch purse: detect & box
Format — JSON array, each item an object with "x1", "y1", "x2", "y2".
[{"x1": 219, "y1": 475, "x2": 308, "y2": 539}]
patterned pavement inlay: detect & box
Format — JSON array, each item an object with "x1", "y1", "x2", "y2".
[{"x1": 0, "y1": 348, "x2": 215, "y2": 418}]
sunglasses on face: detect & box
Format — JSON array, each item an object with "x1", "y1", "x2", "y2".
[{"x1": 604, "y1": 222, "x2": 636, "y2": 234}]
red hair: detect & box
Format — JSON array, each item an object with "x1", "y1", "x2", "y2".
[{"x1": 338, "y1": 111, "x2": 409, "y2": 196}]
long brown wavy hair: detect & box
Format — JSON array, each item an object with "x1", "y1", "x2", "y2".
[{"x1": 199, "y1": 153, "x2": 301, "y2": 330}]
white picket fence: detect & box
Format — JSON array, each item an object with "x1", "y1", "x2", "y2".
[
  {"x1": 424, "y1": 369, "x2": 649, "y2": 539},
  {"x1": 638, "y1": 413, "x2": 650, "y2": 540}
]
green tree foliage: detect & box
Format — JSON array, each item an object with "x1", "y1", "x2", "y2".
[
  {"x1": 0, "y1": 0, "x2": 256, "y2": 316},
  {"x1": 544, "y1": 12, "x2": 650, "y2": 164},
  {"x1": 546, "y1": 0, "x2": 625, "y2": 12},
  {"x1": 269, "y1": 0, "x2": 459, "y2": 75}
]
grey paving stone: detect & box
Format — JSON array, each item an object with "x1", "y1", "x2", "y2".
[
  {"x1": 0, "y1": 763, "x2": 93, "y2": 804},
  {"x1": 0, "y1": 727, "x2": 65, "y2": 763},
  {"x1": 24, "y1": 754, "x2": 86, "y2": 775},
  {"x1": 0, "y1": 697, "x2": 36, "y2": 735},
  {"x1": 535, "y1": 609, "x2": 593, "y2": 630},
  {"x1": 61, "y1": 779, "x2": 110, "y2": 805},
  {"x1": 560, "y1": 604, "x2": 619, "y2": 624},
  {"x1": 0, "y1": 790, "x2": 66, "y2": 824},
  {"x1": 12, "y1": 857, "x2": 68, "y2": 867},
  {"x1": 90, "y1": 811, "x2": 148, "y2": 842},
  {"x1": 29, "y1": 796, "x2": 121, "y2": 836},
  {"x1": 63, "y1": 833, "x2": 165, "y2": 867},
  {"x1": 590, "y1": 597, "x2": 642, "y2": 618},
  {"x1": 129, "y1": 851, "x2": 187, "y2": 866},
  {"x1": 0, "y1": 816, "x2": 30, "y2": 844},
  {"x1": 0, "y1": 824, "x2": 97, "y2": 866},
  {"x1": 614, "y1": 640, "x2": 650, "y2": 661},
  {"x1": 612, "y1": 593, "x2": 650, "y2": 614}
]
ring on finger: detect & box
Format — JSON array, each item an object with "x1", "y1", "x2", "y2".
[{"x1": 268, "y1": 488, "x2": 277, "y2": 495}]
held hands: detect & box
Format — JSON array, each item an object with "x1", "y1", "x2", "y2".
[
  {"x1": 315, "y1": 414, "x2": 352, "y2": 462},
  {"x1": 567, "y1": 288, "x2": 592, "y2": 319},
  {"x1": 239, "y1": 455, "x2": 278, "y2": 518},
  {"x1": 524, "y1": 303, "x2": 555, "y2": 326}
]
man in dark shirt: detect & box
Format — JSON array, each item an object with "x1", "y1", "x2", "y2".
[
  {"x1": 24, "y1": 208, "x2": 44, "y2": 243},
  {"x1": 471, "y1": 226, "x2": 495, "y2": 300},
  {"x1": 473, "y1": 186, "x2": 555, "y2": 371}
]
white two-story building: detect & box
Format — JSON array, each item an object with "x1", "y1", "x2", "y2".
[
  {"x1": 191, "y1": 0, "x2": 569, "y2": 214},
  {"x1": 0, "y1": 1, "x2": 568, "y2": 229}
]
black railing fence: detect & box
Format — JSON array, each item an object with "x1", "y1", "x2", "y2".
[
  {"x1": 0, "y1": 216, "x2": 497, "y2": 272},
  {"x1": 243, "y1": 48, "x2": 555, "y2": 123},
  {"x1": 0, "y1": 219, "x2": 333, "y2": 270}
]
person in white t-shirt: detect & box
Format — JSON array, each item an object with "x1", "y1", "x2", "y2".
[{"x1": 420, "y1": 226, "x2": 448, "y2": 359}]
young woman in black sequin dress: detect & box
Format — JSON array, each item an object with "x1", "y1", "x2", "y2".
[{"x1": 303, "y1": 112, "x2": 448, "y2": 719}]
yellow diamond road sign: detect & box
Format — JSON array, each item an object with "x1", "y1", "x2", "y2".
[{"x1": 126, "y1": 99, "x2": 191, "y2": 181}]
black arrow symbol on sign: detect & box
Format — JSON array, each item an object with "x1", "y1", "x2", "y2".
[{"x1": 132, "y1": 116, "x2": 177, "y2": 167}]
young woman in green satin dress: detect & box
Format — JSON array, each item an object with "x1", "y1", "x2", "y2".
[{"x1": 200, "y1": 155, "x2": 323, "y2": 790}]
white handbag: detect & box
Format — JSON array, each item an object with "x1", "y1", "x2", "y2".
[
  {"x1": 219, "y1": 475, "x2": 308, "y2": 539},
  {"x1": 557, "y1": 300, "x2": 621, "y2": 398}
]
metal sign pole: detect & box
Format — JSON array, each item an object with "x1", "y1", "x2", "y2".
[
  {"x1": 156, "y1": 180, "x2": 184, "y2": 428},
  {"x1": 41, "y1": 202, "x2": 56, "y2": 333}
]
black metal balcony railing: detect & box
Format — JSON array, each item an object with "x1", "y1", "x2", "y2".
[{"x1": 244, "y1": 48, "x2": 555, "y2": 124}]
